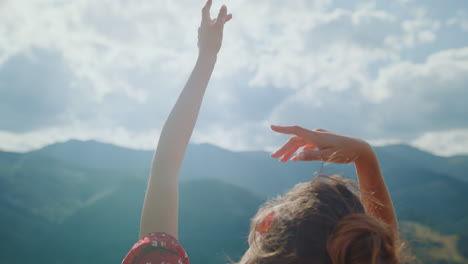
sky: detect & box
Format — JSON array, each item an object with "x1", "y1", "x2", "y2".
[{"x1": 0, "y1": 0, "x2": 467, "y2": 156}]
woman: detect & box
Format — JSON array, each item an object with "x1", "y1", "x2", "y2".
[{"x1": 123, "y1": 1, "x2": 403, "y2": 263}]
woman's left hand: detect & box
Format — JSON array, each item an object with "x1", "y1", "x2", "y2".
[
  {"x1": 270, "y1": 125, "x2": 372, "y2": 164},
  {"x1": 198, "y1": 0, "x2": 232, "y2": 57}
]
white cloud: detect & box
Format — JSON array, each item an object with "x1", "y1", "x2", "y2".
[
  {"x1": 192, "y1": 120, "x2": 275, "y2": 152},
  {"x1": 0, "y1": 122, "x2": 160, "y2": 153},
  {"x1": 263, "y1": 46, "x2": 468, "y2": 154},
  {"x1": 0, "y1": 0, "x2": 198, "y2": 102},
  {"x1": 373, "y1": 46, "x2": 468, "y2": 101},
  {"x1": 372, "y1": 47, "x2": 468, "y2": 137},
  {"x1": 0, "y1": 0, "x2": 467, "y2": 157},
  {"x1": 412, "y1": 129, "x2": 468, "y2": 157},
  {"x1": 447, "y1": 10, "x2": 468, "y2": 32},
  {"x1": 385, "y1": 8, "x2": 441, "y2": 50},
  {"x1": 351, "y1": 1, "x2": 396, "y2": 25}
]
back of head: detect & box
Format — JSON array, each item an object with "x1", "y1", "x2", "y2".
[
  {"x1": 327, "y1": 214, "x2": 398, "y2": 264},
  {"x1": 238, "y1": 175, "x2": 402, "y2": 264}
]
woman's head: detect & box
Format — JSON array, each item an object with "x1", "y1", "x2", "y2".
[{"x1": 238, "y1": 175, "x2": 402, "y2": 264}]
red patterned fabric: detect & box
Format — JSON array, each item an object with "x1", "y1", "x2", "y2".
[{"x1": 122, "y1": 232, "x2": 190, "y2": 264}]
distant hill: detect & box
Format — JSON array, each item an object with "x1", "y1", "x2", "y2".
[
  {"x1": 30, "y1": 139, "x2": 152, "y2": 169},
  {"x1": 401, "y1": 221, "x2": 468, "y2": 264},
  {"x1": 32, "y1": 140, "x2": 326, "y2": 196},
  {"x1": 0, "y1": 149, "x2": 146, "y2": 223},
  {"x1": 446, "y1": 155, "x2": 468, "y2": 182},
  {"x1": 32, "y1": 140, "x2": 468, "y2": 184},
  {"x1": 24, "y1": 140, "x2": 468, "y2": 235},
  {"x1": 1, "y1": 140, "x2": 468, "y2": 263},
  {"x1": 1, "y1": 177, "x2": 262, "y2": 264},
  {"x1": 374, "y1": 144, "x2": 468, "y2": 182}
]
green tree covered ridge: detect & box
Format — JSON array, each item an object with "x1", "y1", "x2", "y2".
[{"x1": 0, "y1": 140, "x2": 467, "y2": 263}]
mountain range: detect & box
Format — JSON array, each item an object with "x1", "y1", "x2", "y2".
[{"x1": 0, "y1": 140, "x2": 467, "y2": 263}]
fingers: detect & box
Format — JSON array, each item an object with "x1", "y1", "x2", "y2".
[
  {"x1": 225, "y1": 13, "x2": 233, "y2": 23},
  {"x1": 314, "y1": 128, "x2": 328, "y2": 132},
  {"x1": 202, "y1": 2, "x2": 232, "y2": 27},
  {"x1": 271, "y1": 125, "x2": 324, "y2": 162},
  {"x1": 290, "y1": 145, "x2": 317, "y2": 161},
  {"x1": 297, "y1": 149, "x2": 331, "y2": 162},
  {"x1": 271, "y1": 136, "x2": 305, "y2": 159},
  {"x1": 271, "y1": 125, "x2": 319, "y2": 140},
  {"x1": 215, "y1": 5, "x2": 228, "y2": 26},
  {"x1": 202, "y1": 0, "x2": 212, "y2": 22},
  {"x1": 303, "y1": 144, "x2": 317, "y2": 151},
  {"x1": 272, "y1": 140, "x2": 315, "y2": 163},
  {"x1": 280, "y1": 147, "x2": 301, "y2": 162}
]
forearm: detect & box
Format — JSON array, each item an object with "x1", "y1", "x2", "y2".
[
  {"x1": 153, "y1": 55, "x2": 216, "y2": 169},
  {"x1": 355, "y1": 146, "x2": 398, "y2": 232},
  {"x1": 139, "y1": 54, "x2": 217, "y2": 239}
]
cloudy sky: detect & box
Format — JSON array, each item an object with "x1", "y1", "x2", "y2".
[{"x1": 0, "y1": 0, "x2": 467, "y2": 156}]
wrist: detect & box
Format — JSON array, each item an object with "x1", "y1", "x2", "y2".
[
  {"x1": 354, "y1": 140, "x2": 376, "y2": 165},
  {"x1": 198, "y1": 51, "x2": 218, "y2": 62}
]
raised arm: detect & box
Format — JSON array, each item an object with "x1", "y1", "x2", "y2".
[
  {"x1": 139, "y1": 0, "x2": 232, "y2": 239},
  {"x1": 269, "y1": 125, "x2": 398, "y2": 233},
  {"x1": 352, "y1": 146, "x2": 398, "y2": 232}
]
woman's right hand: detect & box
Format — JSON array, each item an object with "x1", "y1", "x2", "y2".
[
  {"x1": 198, "y1": 0, "x2": 232, "y2": 57},
  {"x1": 270, "y1": 125, "x2": 374, "y2": 164}
]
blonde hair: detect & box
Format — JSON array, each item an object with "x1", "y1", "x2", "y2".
[{"x1": 237, "y1": 175, "x2": 406, "y2": 264}]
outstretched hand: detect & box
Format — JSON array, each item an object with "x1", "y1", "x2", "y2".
[
  {"x1": 198, "y1": 0, "x2": 232, "y2": 56},
  {"x1": 271, "y1": 125, "x2": 397, "y2": 232},
  {"x1": 270, "y1": 125, "x2": 372, "y2": 164}
]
